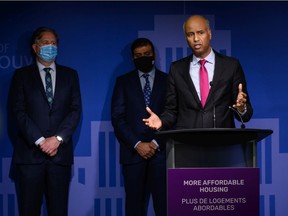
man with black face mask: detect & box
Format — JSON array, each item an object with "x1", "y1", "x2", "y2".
[{"x1": 111, "y1": 38, "x2": 168, "y2": 216}]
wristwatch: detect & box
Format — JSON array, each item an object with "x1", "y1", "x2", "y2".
[{"x1": 55, "y1": 135, "x2": 63, "y2": 144}]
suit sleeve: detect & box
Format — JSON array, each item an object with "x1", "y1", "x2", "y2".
[
  {"x1": 55, "y1": 70, "x2": 82, "y2": 143},
  {"x1": 160, "y1": 63, "x2": 178, "y2": 129},
  {"x1": 10, "y1": 69, "x2": 43, "y2": 146},
  {"x1": 111, "y1": 78, "x2": 140, "y2": 151},
  {"x1": 232, "y1": 60, "x2": 253, "y2": 122}
]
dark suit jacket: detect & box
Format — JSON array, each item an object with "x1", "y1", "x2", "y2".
[
  {"x1": 161, "y1": 51, "x2": 253, "y2": 129},
  {"x1": 10, "y1": 63, "x2": 82, "y2": 165},
  {"x1": 111, "y1": 69, "x2": 168, "y2": 164}
]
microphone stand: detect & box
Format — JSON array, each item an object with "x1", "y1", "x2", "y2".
[{"x1": 228, "y1": 106, "x2": 246, "y2": 129}]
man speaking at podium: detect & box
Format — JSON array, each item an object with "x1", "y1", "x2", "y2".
[{"x1": 143, "y1": 15, "x2": 253, "y2": 130}]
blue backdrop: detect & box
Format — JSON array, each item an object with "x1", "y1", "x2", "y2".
[{"x1": 0, "y1": 1, "x2": 287, "y2": 216}]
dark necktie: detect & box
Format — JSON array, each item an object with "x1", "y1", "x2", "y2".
[
  {"x1": 199, "y1": 59, "x2": 209, "y2": 107},
  {"x1": 43, "y1": 67, "x2": 53, "y2": 108},
  {"x1": 143, "y1": 74, "x2": 151, "y2": 107}
]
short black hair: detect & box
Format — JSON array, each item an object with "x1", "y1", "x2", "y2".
[
  {"x1": 130, "y1": 38, "x2": 155, "y2": 55},
  {"x1": 31, "y1": 26, "x2": 59, "y2": 45}
]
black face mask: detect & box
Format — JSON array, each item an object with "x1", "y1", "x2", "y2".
[{"x1": 133, "y1": 56, "x2": 155, "y2": 73}]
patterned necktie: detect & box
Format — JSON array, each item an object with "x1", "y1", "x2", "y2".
[
  {"x1": 199, "y1": 59, "x2": 209, "y2": 107},
  {"x1": 43, "y1": 67, "x2": 53, "y2": 108},
  {"x1": 143, "y1": 73, "x2": 151, "y2": 107}
]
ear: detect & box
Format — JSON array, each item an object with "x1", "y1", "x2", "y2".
[
  {"x1": 209, "y1": 30, "x2": 212, "y2": 40},
  {"x1": 32, "y1": 44, "x2": 37, "y2": 54}
]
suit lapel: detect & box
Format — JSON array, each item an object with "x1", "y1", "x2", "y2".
[
  {"x1": 32, "y1": 65, "x2": 45, "y2": 94},
  {"x1": 53, "y1": 65, "x2": 61, "y2": 103},
  {"x1": 210, "y1": 52, "x2": 223, "y2": 89},
  {"x1": 31, "y1": 64, "x2": 51, "y2": 107},
  {"x1": 53, "y1": 65, "x2": 68, "y2": 109},
  {"x1": 206, "y1": 52, "x2": 224, "y2": 105},
  {"x1": 181, "y1": 56, "x2": 202, "y2": 105},
  {"x1": 131, "y1": 71, "x2": 147, "y2": 106},
  {"x1": 149, "y1": 70, "x2": 161, "y2": 106}
]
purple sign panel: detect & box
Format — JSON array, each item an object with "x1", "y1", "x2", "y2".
[{"x1": 168, "y1": 168, "x2": 259, "y2": 216}]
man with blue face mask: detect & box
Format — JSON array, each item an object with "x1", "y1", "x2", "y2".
[
  {"x1": 9, "y1": 27, "x2": 82, "y2": 216},
  {"x1": 32, "y1": 28, "x2": 58, "y2": 64}
]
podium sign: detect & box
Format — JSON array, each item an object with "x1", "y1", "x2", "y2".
[{"x1": 168, "y1": 168, "x2": 259, "y2": 216}]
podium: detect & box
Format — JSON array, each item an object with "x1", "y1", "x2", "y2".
[
  {"x1": 156, "y1": 128, "x2": 273, "y2": 216},
  {"x1": 156, "y1": 128, "x2": 273, "y2": 168}
]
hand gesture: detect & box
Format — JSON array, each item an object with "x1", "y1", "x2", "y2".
[
  {"x1": 142, "y1": 107, "x2": 162, "y2": 130},
  {"x1": 233, "y1": 83, "x2": 247, "y2": 112}
]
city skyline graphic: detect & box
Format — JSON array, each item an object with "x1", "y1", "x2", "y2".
[{"x1": 1, "y1": 15, "x2": 287, "y2": 216}]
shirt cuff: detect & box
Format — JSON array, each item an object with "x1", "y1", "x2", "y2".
[
  {"x1": 151, "y1": 139, "x2": 159, "y2": 147},
  {"x1": 35, "y1": 137, "x2": 45, "y2": 146},
  {"x1": 238, "y1": 104, "x2": 247, "y2": 115},
  {"x1": 134, "y1": 141, "x2": 141, "y2": 149}
]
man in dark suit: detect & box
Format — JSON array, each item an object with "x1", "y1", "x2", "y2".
[
  {"x1": 111, "y1": 38, "x2": 167, "y2": 216},
  {"x1": 10, "y1": 27, "x2": 82, "y2": 216},
  {"x1": 143, "y1": 15, "x2": 253, "y2": 130}
]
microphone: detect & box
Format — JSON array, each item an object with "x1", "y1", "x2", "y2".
[
  {"x1": 228, "y1": 106, "x2": 246, "y2": 129},
  {"x1": 210, "y1": 82, "x2": 216, "y2": 128}
]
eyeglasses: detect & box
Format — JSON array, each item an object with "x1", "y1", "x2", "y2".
[{"x1": 36, "y1": 40, "x2": 57, "y2": 46}]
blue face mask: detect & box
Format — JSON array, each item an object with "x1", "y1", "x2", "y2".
[{"x1": 38, "y1": 44, "x2": 57, "y2": 62}]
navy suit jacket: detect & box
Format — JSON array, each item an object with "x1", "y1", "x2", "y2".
[
  {"x1": 10, "y1": 63, "x2": 82, "y2": 165},
  {"x1": 161, "y1": 51, "x2": 253, "y2": 129},
  {"x1": 111, "y1": 69, "x2": 168, "y2": 165}
]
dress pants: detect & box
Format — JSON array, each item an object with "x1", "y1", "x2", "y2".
[
  {"x1": 122, "y1": 151, "x2": 167, "y2": 216},
  {"x1": 16, "y1": 160, "x2": 71, "y2": 216}
]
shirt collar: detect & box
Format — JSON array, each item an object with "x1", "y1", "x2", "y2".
[
  {"x1": 192, "y1": 48, "x2": 215, "y2": 65},
  {"x1": 37, "y1": 62, "x2": 56, "y2": 73},
  {"x1": 138, "y1": 67, "x2": 156, "y2": 79}
]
